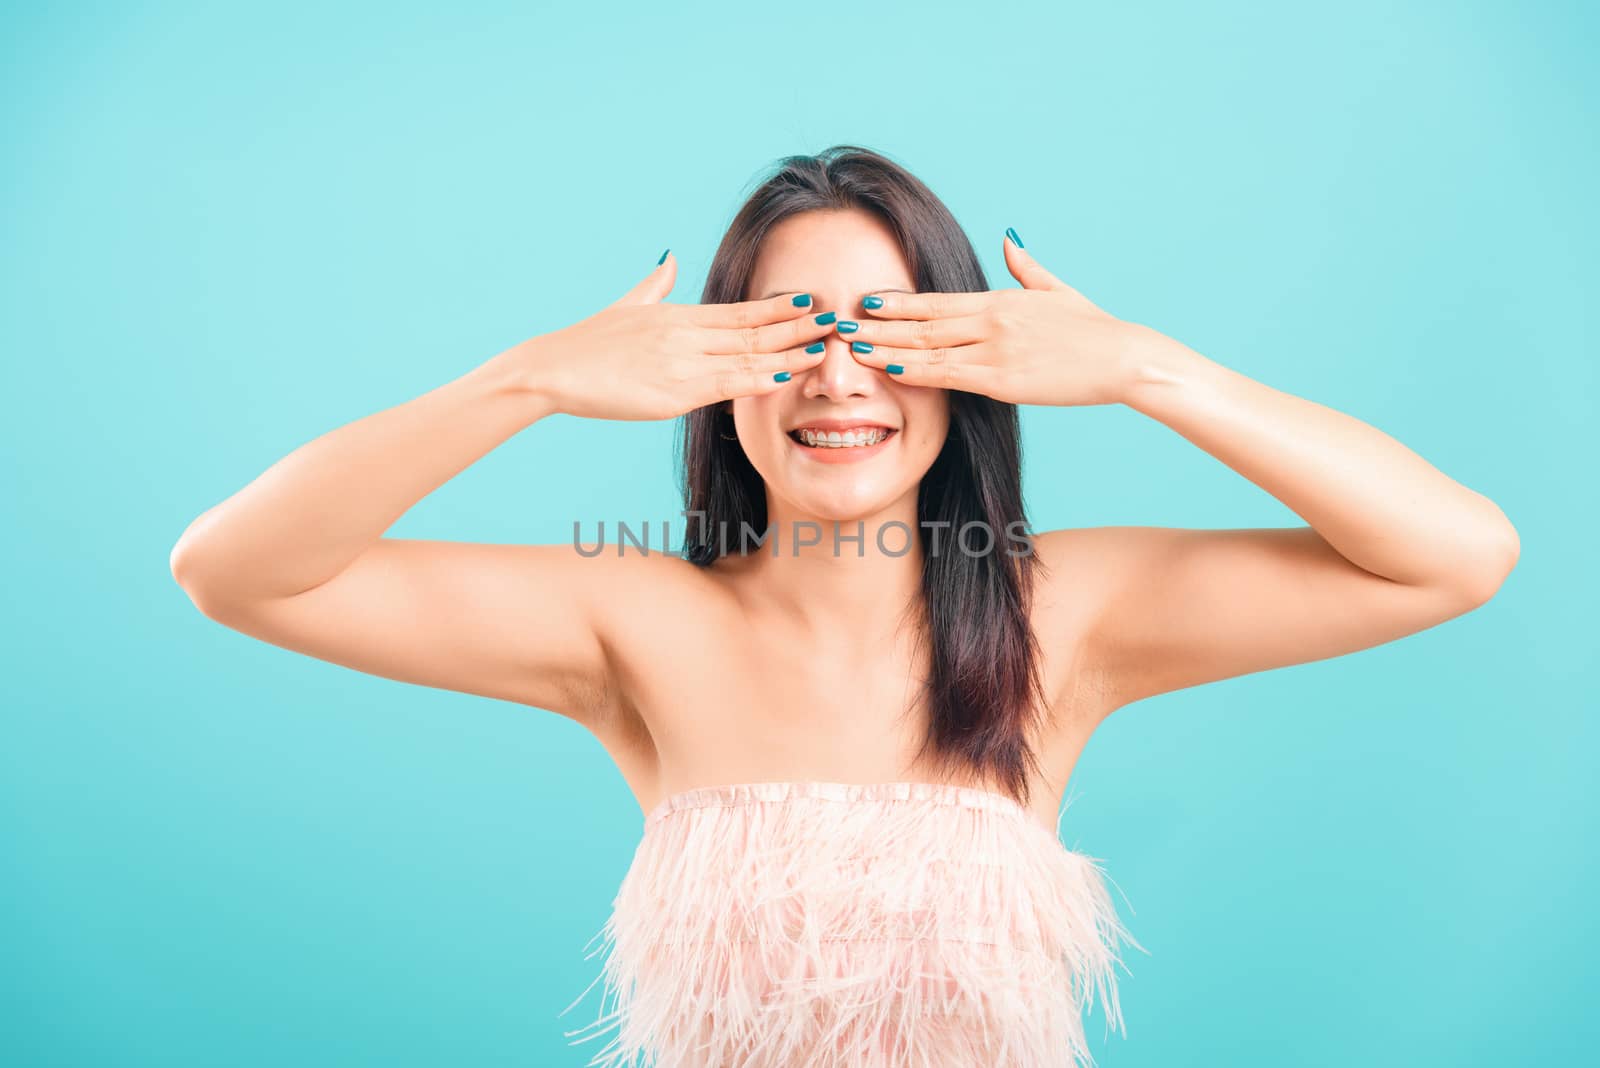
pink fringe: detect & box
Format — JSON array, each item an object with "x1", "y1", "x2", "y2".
[{"x1": 560, "y1": 780, "x2": 1144, "y2": 1068}]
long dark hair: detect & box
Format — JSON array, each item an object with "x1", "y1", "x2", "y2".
[{"x1": 676, "y1": 145, "x2": 1050, "y2": 807}]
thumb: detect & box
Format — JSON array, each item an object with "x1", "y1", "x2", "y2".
[
  {"x1": 1002, "y1": 229, "x2": 1070, "y2": 292},
  {"x1": 1002, "y1": 230, "x2": 1094, "y2": 305},
  {"x1": 611, "y1": 248, "x2": 677, "y2": 307}
]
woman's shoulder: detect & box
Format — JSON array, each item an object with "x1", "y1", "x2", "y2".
[
  {"x1": 570, "y1": 544, "x2": 742, "y2": 631},
  {"x1": 1029, "y1": 524, "x2": 1191, "y2": 635},
  {"x1": 1028, "y1": 526, "x2": 1128, "y2": 621},
  {"x1": 1025, "y1": 527, "x2": 1137, "y2": 721}
]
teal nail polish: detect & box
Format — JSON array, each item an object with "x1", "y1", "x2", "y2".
[
  {"x1": 1005, "y1": 227, "x2": 1024, "y2": 249},
  {"x1": 885, "y1": 363, "x2": 904, "y2": 374},
  {"x1": 658, "y1": 248, "x2": 670, "y2": 264},
  {"x1": 814, "y1": 311, "x2": 836, "y2": 326},
  {"x1": 791, "y1": 293, "x2": 812, "y2": 307},
  {"x1": 773, "y1": 371, "x2": 792, "y2": 382},
  {"x1": 805, "y1": 341, "x2": 824, "y2": 354},
  {"x1": 837, "y1": 320, "x2": 859, "y2": 333},
  {"x1": 852, "y1": 341, "x2": 873, "y2": 354},
  {"x1": 863, "y1": 295, "x2": 884, "y2": 310}
]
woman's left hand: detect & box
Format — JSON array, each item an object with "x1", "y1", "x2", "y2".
[{"x1": 841, "y1": 234, "x2": 1159, "y2": 407}]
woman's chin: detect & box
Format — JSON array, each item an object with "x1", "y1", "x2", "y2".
[{"x1": 779, "y1": 491, "x2": 901, "y2": 528}]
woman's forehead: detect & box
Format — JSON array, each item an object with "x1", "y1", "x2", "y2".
[{"x1": 749, "y1": 211, "x2": 913, "y2": 299}]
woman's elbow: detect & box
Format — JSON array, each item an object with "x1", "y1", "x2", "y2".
[{"x1": 1460, "y1": 516, "x2": 1521, "y2": 607}]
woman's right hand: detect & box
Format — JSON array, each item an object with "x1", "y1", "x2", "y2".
[{"x1": 508, "y1": 252, "x2": 838, "y2": 421}]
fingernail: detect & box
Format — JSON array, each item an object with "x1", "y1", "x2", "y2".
[
  {"x1": 852, "y1": 342, "x2": 873, "y2": 354},
  {"x1": 773, "y1": 371, "x2": 792, "y2": 382},
  {"x1": 885, "y1": 363, "x2": 904, "y2": 374},
  {"x1": 1005, "y1": 227, "x2": 1024, "y2": 249},
  {"x1": 836, "y1": 320, "x2": 859, "y2": 334},
  {"x1": 791, "y1": 293, "x2": 812, "y2": 307},
  {"x1": 863, "y1": 295, "x2": 884, "y2": 310},
  {"x1": 813, "y1": 311, "x2": 836, "y2": 326},
  {"x1": 658, "y1": 248, "x2": 670, "y2": 264},
  {"x1": 805, "y1": 342, "x2": 824, "y2": 354}
]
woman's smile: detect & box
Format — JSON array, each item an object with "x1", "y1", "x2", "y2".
[{"x1": 785, "y1": 417, "x2": 901, "y2": 464}]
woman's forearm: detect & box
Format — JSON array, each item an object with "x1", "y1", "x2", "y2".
[
  {"x1": 1114, "y1": 328, "x2": 1520, "y2": 594},
  {"x1": 170, "y1": 343, "x2": 555, "y2": 604}
]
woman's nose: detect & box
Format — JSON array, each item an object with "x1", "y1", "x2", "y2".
[{"x1": 801, "y1": 328, "x2": 877, "y2": 399}]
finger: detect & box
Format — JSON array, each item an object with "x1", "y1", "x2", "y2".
[
  {"x1": 704, "y1": 341, "x2": 830, "y2": 401},
  {"x1": 1002, "y1": 235, "x2": 1099, "y2": 309},
  {"x1": 855, "y1": 289, "x2": 988, "y2": 321},
  {"x1": 612, "y1": 249, "x2": 678, "y2": 307},
  {"x1": 686, "y1": 289, "x2": 818, "y2": 330},
  {"x1": 699, "y1": 306, "x2": 840, "y2": 356},
  {"x1": 842, "y1": 339, "x2": 1001, "y2": 393},
  {"x1": 1002, "y1": 234, "x2": 1069, "y2": 293},
  {"x1": 833, "y1": 311, "x2": 987, "y2": 350}
]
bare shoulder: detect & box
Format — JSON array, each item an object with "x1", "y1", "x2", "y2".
[
  {"x1": 1028, "y1": 526, "x2": 1141, "y2": 646},
  {"x1": 1029, "y1": 527, "x2": 1133, "y2": 616},
  {"x1": 567, "y1": 545, "x2": 728, "y2": 691},
  {"x1": 1027, "y1": 527, "x2": 1143, "y2": 727},
  {"x1": 592, "y1": 549, "x2": 748, "y2": 681},
  {"x1": 582, "y1": 546, "x2": 736, "y2": 642}
]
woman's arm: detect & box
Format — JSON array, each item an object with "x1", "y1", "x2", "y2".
[
  {"x1": 171, "y1": 352, "x2": 548, "y2": 605},
  {"x1": 1053, "y1": 331, "x2": 1521, "y2": 713},
  {"x1": 168, "y1": 348, "x2": 629, "y2": 725},
  {"x1": 838, "y1": 238, "x2": 1519, "y2": 715},
  {"x1": 169, "y1": 259, "x2": 834, "y2": 729}
]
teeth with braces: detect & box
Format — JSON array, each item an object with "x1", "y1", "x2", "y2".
[{"x1": 796, "y1": 427, "x2": 890, "y2": 448}]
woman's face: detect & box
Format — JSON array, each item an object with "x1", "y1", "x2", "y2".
[{"x1": 731, "y1": 209, "x2": 951, "y2": 524}]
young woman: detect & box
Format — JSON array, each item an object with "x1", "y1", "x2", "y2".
[{"x1": 169, "y1": 145, "x2": 1520, "y2": 1068}]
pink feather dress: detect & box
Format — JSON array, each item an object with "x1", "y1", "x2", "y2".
[{"x1": 561, "y1": 780, "x2": 1142, "y2": 1068}]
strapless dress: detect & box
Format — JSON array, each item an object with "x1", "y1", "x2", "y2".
[{"x1": 560, "y1": 779, "x2": 1143, "y2": 1068}]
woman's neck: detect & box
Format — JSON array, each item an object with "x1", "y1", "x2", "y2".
[{"x1": 729, "y1": 500, "x2": 926, "y2": 640}]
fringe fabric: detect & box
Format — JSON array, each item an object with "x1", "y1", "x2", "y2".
[{"x1": 561, "y1": 780, "x2": 1144, "y2": 1068}]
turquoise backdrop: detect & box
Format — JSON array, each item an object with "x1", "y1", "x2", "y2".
[{"x1": 3, "y1": 2, "x2": 1593, "y2": 1065}]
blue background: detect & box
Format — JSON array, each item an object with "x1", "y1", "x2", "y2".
[{"x1": 3, "y1": 2, "x2": 1593, "y2": 1065}]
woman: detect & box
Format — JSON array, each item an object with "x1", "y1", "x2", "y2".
[{"x1": 169, "y1": 145, "x2": 1520, "y2": 1067}]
